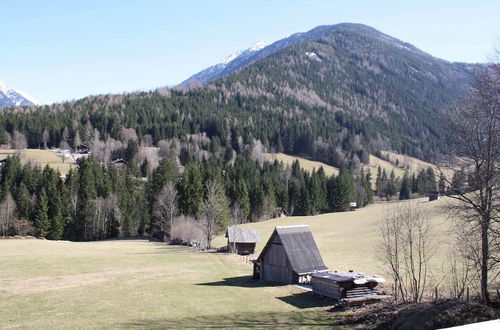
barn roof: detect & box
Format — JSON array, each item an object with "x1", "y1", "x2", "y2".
[
  {"x1": 260, "y1": 225, "x2": 328, "y2": 275},
  {"x1": 226, "y1": 227, "x2": 259, "y2": 243}
]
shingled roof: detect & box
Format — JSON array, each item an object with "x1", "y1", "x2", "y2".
[
  {"x1": 226, "y1": 227, "x2": 259, "y2": 243},
  {"x1": 259, "y1": 225, "x2": 328, "y2": 275}
]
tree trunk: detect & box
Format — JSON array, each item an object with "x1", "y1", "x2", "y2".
[{"x1": 481, "y1": 218, "x2": 491, "y2": 304}]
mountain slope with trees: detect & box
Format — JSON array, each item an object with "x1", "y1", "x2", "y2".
[{"x1": 0, "y1": 23, "x2": 481, "y2": 242}]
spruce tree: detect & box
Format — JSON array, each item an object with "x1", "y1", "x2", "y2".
[
  {"x1": 49, "y1": 193, "x2": 64, "y2": 240},
  {"x1": 399, "y1": 172, "x2": 411, "y2": 200},
  {"x1": 177, "y1": 163, "x2": 203, "y2": 216},
  {"x1": 35, "y1": 190, "x2": 50, "y2": 238}
]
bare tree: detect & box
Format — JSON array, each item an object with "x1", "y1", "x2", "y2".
[
  {"x1": 378, "y1": 202, "x2": 437, "y2": 303},
  {"x1": 199, "y1": 180, "x2": 230, "y2": 249},
  {"x1": 440, "y1": 62, "x2": 499, "y2": 304},
  {"x1": 153, "y1": 182, "x2": 178, "y2": 241},
  {"x1": 446, "y1": 227, "x2": 477, "y2": 299},
  {"x1": 73, "y1": 130, "x2": 81, "y2": 150},
  {"x1": 0, "y1": 193, "x2": 17, "y2": 236},
  {"x1": 59, "y1": 140, "x2": 71, "y2": 151},
  {"x1": 42, "y1": 128, "x2": 49, "y2": 149},
  {"x1": 12, "y1": 130, "x2": 27, "y2": 150},
  {"x1": 171, "y1": 215, "x2": 203, "y2": 244}
]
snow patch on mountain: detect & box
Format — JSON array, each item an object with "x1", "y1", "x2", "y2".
[
  {"x1": 0, "y1": 80, "x2": 41, "y2": 109},
  {"x1": 305, "y1": 52, "x2": 322, "y2": 62}
]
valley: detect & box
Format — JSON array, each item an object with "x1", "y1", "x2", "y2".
[{"x1": 0, "y1": 197, "x2": 452, "y2": 329}]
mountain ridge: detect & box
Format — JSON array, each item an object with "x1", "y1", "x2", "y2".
[
  {"x1": 0, "y1": 80, "x2": 41, "y2": 109},
  {"x1": 179, "y1": 23, "x2": 463, "y2": 88}
]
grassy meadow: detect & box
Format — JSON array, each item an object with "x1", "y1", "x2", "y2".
[
  {"x1": 0, "y1": 197, "x2": 455, "y2": 329},
  {"x1": 0, "y1": 149, "x2": 76, "y2": 176},
  {"x1": 265, "y1": 153, "x2": 340, "y2": 177}
]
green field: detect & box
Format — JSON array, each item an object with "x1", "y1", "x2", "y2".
[
  {"x1": 0, "y1": 149, "x2": 76, "y2": 176},
  {"x1": 0, "y1": 197, "x2": 452, "y2": 329}
]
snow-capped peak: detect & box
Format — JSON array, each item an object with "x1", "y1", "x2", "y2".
[
  {"x1": 218, "y1": 52, "x2": 243, "y2": 65},
  {"x1": 217, "y1": 41, "x2": 267, "y2": 66},
  {"x1": 0, "y1": 80, "x2": 42, "y2": 108},
  {"x1": 249, "y1": 41, "x2": 266, "y2": 51}
]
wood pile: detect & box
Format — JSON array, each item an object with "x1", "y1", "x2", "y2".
[{"x1": 312, "y1": 271, "x2": 391, "y2": 305}]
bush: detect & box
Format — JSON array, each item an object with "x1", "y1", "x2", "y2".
[{"x1": 9, "y1": 219, "x2": 36, "y2": 236}]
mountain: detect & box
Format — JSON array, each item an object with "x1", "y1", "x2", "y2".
[
  {"x1": 179, "y1": 41, "x2": 267, "y2": 87},
  {"x1": 0, "y1": 23, "x2": 479, "y2": 168},
  {"x1": 179, "y1": 23, "x2": 446, "y2": 88},
  {"x1": 213, "y1": 23, "x2": 478, "y2": 159},
  {"x1": 0, "y1": 80, "x2": 41, "y2": 109}
]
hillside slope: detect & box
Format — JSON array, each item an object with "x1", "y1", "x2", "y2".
[
  {"x1": 0, "y1": 23, "x2": 477, "y2": 172},
  {"x1": 214, "y1": 197, "x2": 453, "y2": 276},
  {"x1": 216, "y1": 23, "x2": 477, "y2": 159}
]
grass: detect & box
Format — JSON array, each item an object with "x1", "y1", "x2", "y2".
[
  {"x1": 266, "y1": 153, "x2": 340, "y2": 177},
  {"x1": 0, "y1": 198, "x2": 454, "y2": 328},
  {"x1": 0, "y1": 149, "x2": 76, "y2": 176},
  {"x1": 0, "y1": 240, "x2": 339, "y2": 329},
  {"x1": 215, "y1": 197, "x2": 453, "y2": 276}
]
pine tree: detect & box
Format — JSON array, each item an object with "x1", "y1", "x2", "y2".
[
  {"x1": 177, "y1": 163, "x2": 203, "y2": 216},
  {"x1": 328, "y1": 172, "x2": 356, "y2": 212},
  {"x1": 438, "y1": 173, "x2": 446, "y2": 194},
  {"x1": 234, "y1": 180, "x2": 250, "y2": 221},
  {"x1": 35, "y1": 190, "x2": 50, "y2": 238},
  {"x1": 49, "y1": 193, "x2": 64, "y2": 240},
  {"x1": 399, "y1": 172, "x2": 411, "y2": 200},
  {"x1": 16, "y1": 183, "x2": 31, "y2": 220}
]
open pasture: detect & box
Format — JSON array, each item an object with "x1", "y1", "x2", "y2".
[
  {"x1": 0, "y1": 149, "x2": 76, "y2": 176},
  {"x1": 0, "y1": 197, "x2": 453, "y2": 328}
]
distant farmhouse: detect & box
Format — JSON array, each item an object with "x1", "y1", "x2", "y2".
[
  {"x1": 253, "y1": 225, "x2": 328, "y2": 284},
  {"x1": 110, "y1": 158, "x2": 129, "y2": 169},
  {"x1": 226, "y1": 227, "x2": 259, "y2": 255}
]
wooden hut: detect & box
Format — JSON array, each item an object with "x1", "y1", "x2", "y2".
[
  {"x1": 253, "y1": 225, "x2": 328, "y2": 284},
  {"x1": 428, "y1": 193, "x2": 441, "y2": 201},
  {"x1": 110, "y1": 158, "x2": 129, "y2": 169},
  {"x1": 226, "y1": 227, "x2": 259, "y2": 255},
  {"x1": 312, "y1": 271, "x2": 389, "y2": 304}
]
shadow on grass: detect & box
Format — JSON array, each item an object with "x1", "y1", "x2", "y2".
[
  {"x1": 196, "y1": 275, "x2": 286, "y2": 288},
  {"x1": 123, "y1": 310, "x2": 340, "y2": 329},
  {"x1": 277, "y1": 291, "x2": 336, "y2": 309}
]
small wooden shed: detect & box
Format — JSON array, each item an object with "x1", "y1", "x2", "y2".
[
  {"x1": 226, "y1": 227, "x2": 259, "y2": 255},
  {"x1": 428, "y1": 193, "x2": 441, "y2": 201},
  {"x1": 253, "y1": 225, "x2": 328, "y2": 284}
]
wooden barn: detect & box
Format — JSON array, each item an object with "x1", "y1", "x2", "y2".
[
  {"x1": 312, "y1": 271, "x2": 390, "y2": 304},
  {"x1": 226, "y1": 227, "x2": 259, "y2": 255},
  {"x1": 253, "y1": 225, "x2": 328, "y2": 284}
]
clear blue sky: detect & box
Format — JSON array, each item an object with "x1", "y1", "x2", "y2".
[{"x1": 1, "y1": 0, "x2": 499, "y2": 104}]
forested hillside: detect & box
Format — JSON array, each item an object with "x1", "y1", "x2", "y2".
[{"x1": 0, "y1": 23, "x2": 476, "y2": 241}]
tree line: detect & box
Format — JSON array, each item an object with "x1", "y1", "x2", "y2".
[{"x1": 0, "y1": 152, "x2": 372, "y2": 246}]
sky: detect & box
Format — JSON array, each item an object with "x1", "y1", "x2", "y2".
[{"x1": 1, "y1": 0, "x2": 499, "y2": 104}]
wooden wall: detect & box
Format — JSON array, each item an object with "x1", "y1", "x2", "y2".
[
  {"x1": 261, "y1": 237, "x2": 294, "y2": 283},
  {"x1": 228, "y1": 242, "x2": 256, "y2": 255}
]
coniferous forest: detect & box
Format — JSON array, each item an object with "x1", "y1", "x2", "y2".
[{"x1": 0, "y1": 24, "x2": 476, "y2": 243}]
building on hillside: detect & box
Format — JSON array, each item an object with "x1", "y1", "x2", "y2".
[
  {"x1": 274, "y1": 207, "x2": 288, "y2": 218},
  {"x1": 76, "y1": 144, "x2": 90, "y2": 154},
  {"x1": 428, "y1": 193, "x2": 441, "y2": 201},
  {"x1": 226, "y1": 227, "x2": 259, "y2": 255},
  {"x1": 252, "y1": 225, "x2": 328, "y2": 284},
  {"x1": 312, "y1": 271, "x2": 390, "y2": 304},
  {"x1": 110, "y1": 158, "x2": 129, "y2": 169}
]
